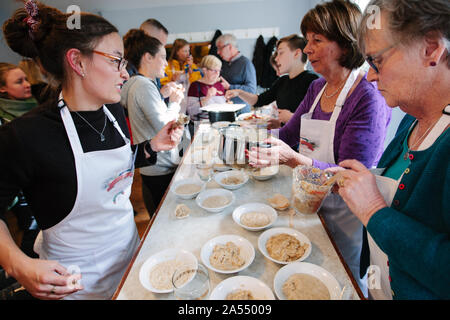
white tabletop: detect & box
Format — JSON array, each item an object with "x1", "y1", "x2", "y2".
[{"x1": 114, "y1": 128, "x2": 363, "y2": 300}]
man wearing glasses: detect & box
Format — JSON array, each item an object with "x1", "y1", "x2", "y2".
[{"x1": 215, "y1": 34, "x2": 257, "y2": 114}]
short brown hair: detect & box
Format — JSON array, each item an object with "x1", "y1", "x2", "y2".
[
  {"x1": 277, "y1": 34, "x2": 308, "y2": 63},
  {"x1": 3, "y1": 1, "x2": 118, "y2": 87},
  {"x1": 300, "y1": 0, "x2": 364, "y2": 69}
]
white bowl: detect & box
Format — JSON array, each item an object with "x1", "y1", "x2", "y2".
[
  {"x1": 232, "y1": 202, "x2": 277, "y2": 231},
  {"x1": 209, "y1": 276, "x2": 275, "y2": 300},
  {"x1": 258, "y1": 227, "x2": 312, "y2": 264},
  {"x1": 139, "y1": 248, "x2": 198, "y2": 293},
  {"x1": 251, "y1": 165, "x2": 279, "y2": 181},
  {"x1": 273, "y1": 262, "x2": 341, "y2": 300},
  {"x1": 201, "y1": 234, "x2": 255, "y2": 274},
  {"x1": 214, "y1": 170, "x2": 249, "y2": 190},
  {"x1": 196, "y1": 188, "x2": 235, "y2": 213},
  {"x1": 171, "y1": 178, "x2": 204, "y2": 199}
]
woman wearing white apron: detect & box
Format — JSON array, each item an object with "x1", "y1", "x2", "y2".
[
  {"x1": 247, "y1": 0, "x2": 391, "y2": 296},
  {"x1": 336, "y1": 0, "x2": 450, "y2": 299},
  {"x1": 0, "y1": 2, "x2": 184, "y2": 300}
]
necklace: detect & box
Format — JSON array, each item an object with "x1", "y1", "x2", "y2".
[
  {"x1": 324, "y1": 70, "x2": 351, "y2": 99},
  {"x1": 403, "y1": 118, "x2": 439, "y2": 160},
  {"x1": 75, "y1": 111, "x2": 108, "y2": 142}
]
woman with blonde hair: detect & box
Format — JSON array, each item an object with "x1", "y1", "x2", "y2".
[
  {"x1": 186, "y1": 54, "x2": 226, "y2": 121},
  {"x1": 0, "y1": 62, "x2": 37, "y2": 123}
]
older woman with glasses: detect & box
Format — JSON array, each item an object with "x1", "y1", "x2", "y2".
[
  {"x1": 334, "y1": 0, "x2": 450, "y2": 299},
  {"x1": 247, "y1": 0, "x2": 391, "y2": 295},
  {"x1": 185, "y1": 55, "x2": 226, "y2": 121},
  {"x1": 0, "y1": 2, "x2": 183, "y2": 299}
]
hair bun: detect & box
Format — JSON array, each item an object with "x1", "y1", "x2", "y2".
[{"x1": 2, "y1": 8, "x2": 39, "y2": 58}]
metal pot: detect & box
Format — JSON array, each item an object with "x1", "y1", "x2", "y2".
[
  {"x1": 208, "y1": 110, "x2": 236, "y2": 123},
  {"x1": 217, "y1": 125, "x2": 271, "y2": 167}
]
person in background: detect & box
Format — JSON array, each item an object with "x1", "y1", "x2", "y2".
[
  {"x1": 216, "y1": 33, "x2": 256, "y2": 114},
  {"x1": 334, "y1": 0, "x2": 449, "y2": 300},
  {"x1": 0, "y1": 1, "x2": 183, "y2": 299},
  {"x1": 0, "y1": 62, "x2": 37, "y2": 124},
  {"x1": 18, "y1": 58, "x2": 50, "y2": 104},
  {"x1": 160, "y1": 38, "x2": 202, "y2": 89},
  {"x1": 225, "y1": 34, "x2": 318, "y2": 129},
  {"x1": 121, "y1": 29, "x2": 185, "y2": 218},
  {"x1": 186, "y1": 55, "x2": 226, "y2": 121},
  {"x1": 247, "y1": 0, "x2": 392, "y2": 296},
  {"x1": 140, "y1": 18, "x2": 168, "y2": 47}
]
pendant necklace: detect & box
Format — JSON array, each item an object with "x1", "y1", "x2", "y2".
[
  {"x1": 404, "y1": 118, "x2": 439, "y2": 160},
  {"x1": 74, "y1": 111, "x2": 108, "y2": 142},
  {"x1": 324, "y1": 70, "x2": 351, "y2": 99}
]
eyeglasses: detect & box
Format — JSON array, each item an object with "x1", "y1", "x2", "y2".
[
  {"x1": 216, "y1": 43, "x2": 229, "y2": 51},
  {"x1": 206, "y1": 67, "x2": 220, "y2": 73},
  {"x1": 365, "y1": 44, "x2": 396, "y2": 74},
  {"x1": 93, "y1": 50, "x2": 128, "y2": 71}
]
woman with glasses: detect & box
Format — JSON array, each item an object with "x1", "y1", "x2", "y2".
[
  {"x1": 247, "y1": 0, "x2": 391, "y2": 296},
  {"x1": 0, "y1": 1, "x2": 184, "y2": 299},
  {"x1": 120, "y1": 29, "x2": 185, "y2": 217},
  {"x1": 225, "y1": 34, "x2": 318, "y2": 129},
  {"x1": 333, "y1": 0, "x2": 450, "y2": 299},
  {"x1": 186, "y1": 55, "x2": 227, "y2": 121}
]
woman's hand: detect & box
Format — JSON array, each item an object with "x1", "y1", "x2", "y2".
[
  {"x1": 278, "y1": 109, "x2": 293, "y2": 123},
  {"x1": 220, "y1": 77, "x2": 230, "y2": 90},
  {"x1": 224, "y1": 89, "x2": 239, "y2": 100},
  {"x1": 12, "y1": 257, "x2": 83, "y2": 300},
  {"x1": 336, "y1": 159, "x2": 387, "y2": 226},
  {"x1": 150, "y1": 120, "x2": 184, "y2": 152},
  {"x1": 160, "y1": 82, "x2": 177, "y2": 99},
  {"x1": 169, "y1": 85, "x2": 184, "y2": 104},
  {"x1": 246, "y1": 136, "x2": 311, "y2": 168},
  {"x1": 267, "y1": 118, "x2": 282, "y2": 129}
]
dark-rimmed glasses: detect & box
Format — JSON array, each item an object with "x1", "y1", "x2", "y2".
[
  {"x1": 365, "y1": 44, "x2": 396, "y2": 74},
  {"x1": 93, "y1": 50, "x2": 128, "y2": 71}
]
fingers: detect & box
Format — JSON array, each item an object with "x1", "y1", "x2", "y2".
[{"x1": 338, "y1": 159, "x2": 368, "y2": 172}]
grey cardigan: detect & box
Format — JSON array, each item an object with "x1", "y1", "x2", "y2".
[{"x1": 121, "y1": 75, "x2": 181, "y2": 176}]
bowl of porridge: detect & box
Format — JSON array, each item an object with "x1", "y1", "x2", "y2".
[
  {"x1": 232, "y1": 202, "x2": 277, "y2": 231},
  {"x1": 171, "y1": 178, "x2": 204, "y2": 200},
  {"x1": 195, "y1": 188, "x2": 235, "y2": 213},
  {"x1": 214, "y1": 170, "x2": 249, "y2": 190}
]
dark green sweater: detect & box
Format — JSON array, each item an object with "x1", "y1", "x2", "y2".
[{"x1": 367, "y1": 114, "x2": 450, "y2": 299}]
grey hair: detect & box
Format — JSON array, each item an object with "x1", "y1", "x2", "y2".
[
  {"x1": 216, "y1": 33, "x2": 237, "y2": 48},
  {"x1": 358, "y1": 0, "x2": 450, "y2": 68}
]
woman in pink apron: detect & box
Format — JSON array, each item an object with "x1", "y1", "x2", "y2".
[
  {"x1": 0, "y1": 1, "x2": 183, "y2": 299},
  {"x1": 248, "y1": 0, "x2": 391, "y2": 296},
  {"x1": 334, "y1": 0, "x2": 450, "y2": 299}
]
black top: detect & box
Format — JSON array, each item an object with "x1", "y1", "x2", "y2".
[
  {"x1": 254, "y1": 70, "x2": 319, "y2": 113},
  {"x1": 0, "y1": 97, "x2": 156, "y2": 230}
]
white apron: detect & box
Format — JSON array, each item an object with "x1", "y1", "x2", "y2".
[
  {"x1": 369, "y1": 106, "x2": 450, "y2": 300},
  {"x1": 34, "y1": 96, "x2": 140, "y2": 299},
  {"x1": 299, "y1": 68, "x2": 366, "y2": 293}
]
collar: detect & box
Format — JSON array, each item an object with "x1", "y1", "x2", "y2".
[{"x1": 228, "y1": 52, "x2": 242, "y2": 64}]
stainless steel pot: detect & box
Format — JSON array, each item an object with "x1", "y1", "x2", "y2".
[{"x1": 217, "y1": 125, "x2": 271, "y2": 167}]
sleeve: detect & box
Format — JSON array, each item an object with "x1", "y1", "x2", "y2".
[
  {"x1": 159, "y1": 62, "x2": 173, "y2": 87},
  {"x1": 135, "y1": 80, "x2": 181, "y2": 134},
  {"x1": 132, "y1": 141, "x2": 157, "y2": 168},
  {"x1": 229, "y1": 59, "x2": 257, "y2": 94},
  {"x1": 367, "y1": 191, "x2": 450, "y2": 298},
  {"x1": 189, "y1": 63, "x2": 203, "y2": 84},
  {"x1": 254, "y1": 80, "x2": 278, "y2": 108},
  {"x1": 313, "y1": 87, "x2": 391, "y2": 170},
  {"x1": 0, "y1": 126, "x2": 27, "y2": 223}
]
